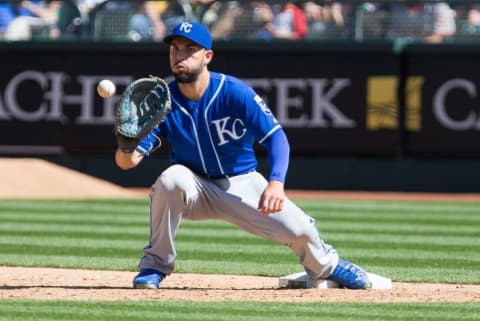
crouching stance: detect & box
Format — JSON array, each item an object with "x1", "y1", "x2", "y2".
[{"x1": 115, "y1": 21, "x2": 369, "y2": 290}]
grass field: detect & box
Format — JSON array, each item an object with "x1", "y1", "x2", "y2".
[
  {"x1": 1, "y1": 301, "x2": 479, "y2": 321},
  {"x1": 0, "y1": 198, "x2": 479, "y2": 321}
]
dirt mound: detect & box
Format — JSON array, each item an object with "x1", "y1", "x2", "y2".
[
  {"x1": 0, "y1": 158, "x2": 143, "y2": 199},
  {"x1": 2, "y1": 157, "x2": 480, "y2": 202},
  {"x1": 1, "y1": 267, "x2": 479, "y2": 302}
]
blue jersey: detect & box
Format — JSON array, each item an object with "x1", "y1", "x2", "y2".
[{"x1": 137, "y1": 72, "x2": 281, "y2": 178}]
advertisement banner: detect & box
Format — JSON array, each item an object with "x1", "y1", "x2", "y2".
[
  {"x1": 0, "y1": 43, "x2": 400, "y2": 155},
  {"x1": 403, "y1": 45, "x2": 480, "y2": 156}
]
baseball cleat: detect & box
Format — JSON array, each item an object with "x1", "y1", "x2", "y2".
[
  {"x1": 328, "y1": 258, "x2": 370, "y2": 289},
  {"x1": 133, "y1": 268, "x2": 165, "y2": 289}
]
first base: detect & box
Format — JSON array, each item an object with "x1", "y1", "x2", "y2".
[{"x1": 278, "y1": 272, "x2": 392, "y2": 289}]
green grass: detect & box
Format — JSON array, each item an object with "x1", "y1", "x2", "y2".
[
  {"x1": 0, "y1": 301, "x2": 479, "y2": 321},
  {"x1": 0, "y1": 198, "x2": 479, "y2": 321},
  {"x1": 0, "y1": 198, "x2": 478, "y2": 283}
]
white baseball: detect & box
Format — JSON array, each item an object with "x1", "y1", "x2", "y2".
[{"x1": 97, "y1": 79, "x2": 116, "y2": 98}]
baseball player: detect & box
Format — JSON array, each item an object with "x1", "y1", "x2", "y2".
[{"x1": 115, "y1": 21, "x2": 369, "y2": 289}]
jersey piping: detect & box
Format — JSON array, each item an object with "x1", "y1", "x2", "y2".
[
  {"x1": 204, "y1": 73, "x2": 226, "y2": 175},
  {"x1": 258, "y1": 124, "x2": 281, "y2": 144},
  {"x1": 172, "y1": 96, "x2": 208, "y2": 174}
]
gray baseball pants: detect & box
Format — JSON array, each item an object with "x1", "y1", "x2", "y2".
[{"x1": 138, "y1": 164, "x2": 339, "y2": 280}]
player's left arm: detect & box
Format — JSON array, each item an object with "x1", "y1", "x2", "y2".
[
  {"x1": 239, "y1": 83, "x2": 289, "y2": 215},
  {"x1": 258, "y1": 129, "x2": 290, "y2": 215}
]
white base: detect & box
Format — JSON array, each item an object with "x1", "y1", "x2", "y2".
[{"x1": 278, "y1": 272, "x2": 392, "y2": 289}]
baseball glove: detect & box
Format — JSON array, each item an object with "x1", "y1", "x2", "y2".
[{"x1": 115, "y1": 76, "x2": 171, "y2": 152}]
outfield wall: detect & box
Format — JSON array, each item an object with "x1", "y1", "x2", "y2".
[
  {"x1": 1, "y1": 42, "x2": 480, "y2": 191},
  {"x1": 30, "y1": 154, "x2": 480, "y2": 193}
]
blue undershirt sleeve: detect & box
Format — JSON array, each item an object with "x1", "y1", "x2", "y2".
[{"x1": 260, "y1": 129, "x2": 290, "y2": 184}]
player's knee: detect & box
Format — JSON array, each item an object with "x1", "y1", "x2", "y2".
[
  {"x1": 157, "y1": 164, "x2": 196, "y2": 192},
  {"x1": 287, "y1": 228, "x2": 311, "y2": 244},
  {"x1": 285, "y1": 217, "x2": 318, "y2": 244}
]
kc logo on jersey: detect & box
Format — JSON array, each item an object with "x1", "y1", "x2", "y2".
[{"x1": 211, "y1": 116, "x2": 247, "y2": 146}]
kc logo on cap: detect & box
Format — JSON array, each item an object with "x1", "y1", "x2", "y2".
[
  {"x1": 164, "y1": 21, "x2": 213, "y2": 50},
  {"x1": 179, "y1": 22, "x2": 193, "y2": 33}
]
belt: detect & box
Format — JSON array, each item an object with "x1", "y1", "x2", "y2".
[
  {"x1": 197, "y1": 169, "x2": 255, "y2": 180},
  {"x1": 197, "y1": 172, "x2": 230, "y2": 180}
]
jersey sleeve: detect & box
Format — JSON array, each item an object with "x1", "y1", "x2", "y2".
[
  {"x1": 241, "y1": 86, "x2": 281, "y2": 143},
  {"x1": 260, "y1": 129, "x2": 290, "y2": 183},
  {"x1": 136, "y1": 124, "x2": 163, "y2": 156}
]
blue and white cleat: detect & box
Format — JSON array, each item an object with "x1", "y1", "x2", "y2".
[
  {"x1": 328, "y1": 259, "x2": 370, "y2": 289},
  {"x1": 133, "y1": 269, "x2": 165, "y2": 289}
]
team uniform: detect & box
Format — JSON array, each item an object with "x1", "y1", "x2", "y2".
[
  {"x1": 135, "y1": 71, "x2": 339, "y2": 279},
  {"x1": 129, "y1": 21, "x2": 369, "y2": 290}
]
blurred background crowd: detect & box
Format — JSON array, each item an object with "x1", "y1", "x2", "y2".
[{"x1": 0, "y1": 0, "x2": 479, "y2": 43}]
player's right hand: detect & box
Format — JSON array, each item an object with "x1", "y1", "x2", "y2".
[{"x1": 258, "y1": 180, "x2": 285, "y2": 215}]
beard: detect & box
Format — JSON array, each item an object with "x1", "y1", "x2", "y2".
[
  {"x1": 173, "y1": 64, "x2": 203, "y2": 83},
  {"x1": 174, "y1": 72, "x2": 198, "y2": 83}
]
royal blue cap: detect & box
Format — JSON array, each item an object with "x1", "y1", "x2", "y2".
[{"x1": 164, "y1": 21, "x2": 212, "y2": 50}]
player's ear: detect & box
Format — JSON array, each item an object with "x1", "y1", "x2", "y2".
[{"x1": 204, "y1": 49, "x2": 213, "y2": 65}]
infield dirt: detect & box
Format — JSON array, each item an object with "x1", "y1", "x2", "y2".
[
  {"x1": 1, "y1": 158, "x2": 479, "y2": 302},
  {"x1": 1, "y1": 266, "x2": 480, "y2": 302}
]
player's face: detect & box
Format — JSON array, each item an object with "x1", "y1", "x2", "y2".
[{"x1": 169, "y1": 37, "x2": 212, "y2": 83}]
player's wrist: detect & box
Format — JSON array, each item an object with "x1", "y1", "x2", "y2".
[
  {"x1": 118, "y1": 147, "x2": 136, "y2": 154},
  {"x1": 268, "y1": 179, "x2": 285, "y2": 186},
  {"x1": 268, "y1": 176, "x2": 285, "y2": 184},
  {"x1": 116, "y1": 133, "x2": 140, "y2": 154}
]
